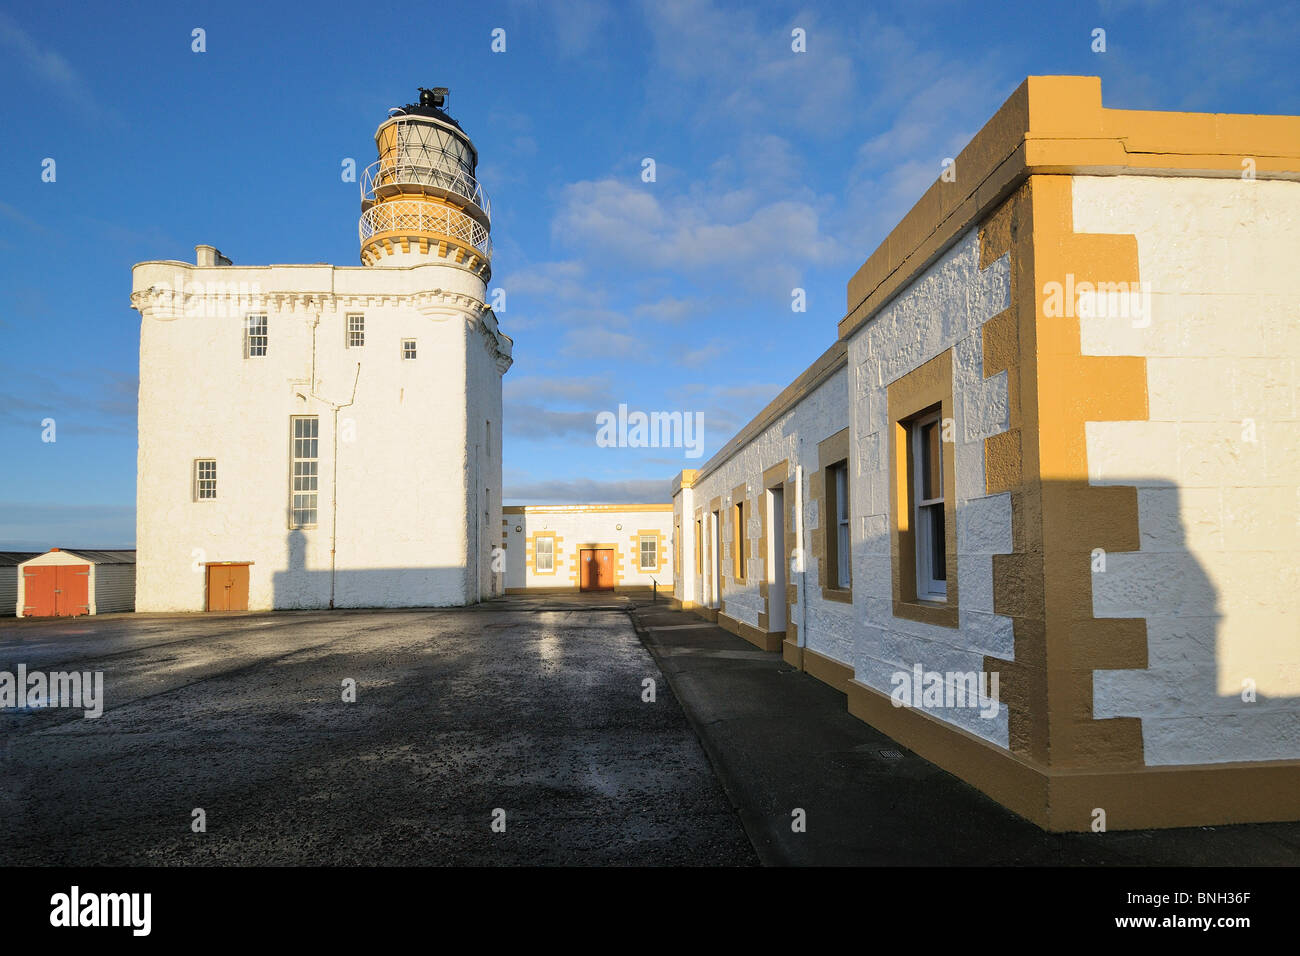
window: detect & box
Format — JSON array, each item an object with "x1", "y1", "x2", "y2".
[
  {"x1": 402, "y1": 339, "x2": 417, "y2": 360},
  {"x1": 886, "y1": 349, "x2": 957, "y2": 626},
  {"x1": 535, "y1": 535, "x2": 554, "y2": 573},
  {"x1": 346, "y1": 314, "x2": 365, "y2": 348},
  {"x1": 733, "y1": 499, "x2": 746, "y2": 581},
  {"x1": 639, "y1": 535, "x2": 658, "y2": 571},
  {"x1": 910, "y1": 410, "x2": 946, "y2": 600},
  {"x1": 290, "y1": 416, "x2": 319, "y2": 528},
  {"x1": 695, "y1": 518, "x2": 703, "y2": 571},
  {"x1": 244, "y1": 314, "x2": 267, "y2": 358},
  {"x1": 194, "y1": 459, "x2": 217, "y2": 500},
  {"x1": 826, "y1": 460, "x2": 851, "y2": 589}
]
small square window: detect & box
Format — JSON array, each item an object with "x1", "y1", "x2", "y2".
[
  {"x1": 194, "y1": 459, "x2": 217, "y2": 500},
  {"x1": 346, "y1": 314, "x2": 365, "y2": 348},
  {"x1": 244, "y1": 314, "x2": 267, "y2": 358},
  {"x1": 402, "y1": 338, "x2": 417, "y2": 360}
]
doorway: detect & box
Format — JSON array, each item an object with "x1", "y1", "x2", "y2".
[
  {"x1": 206, "y1": 563, "x2": 250, "y2": 611},
  {"x1": 22, "y1": 564, "x2": 90, "y2": 617},
  {"x1": 579, "y1": 549, "x2": 615, "y2": 591},
  {"x1": 709, "y1": 510, "x2": 721, "y2": 607},
  {"x1": 767, "y1": 486, "x2": 787, "y2": 631}
]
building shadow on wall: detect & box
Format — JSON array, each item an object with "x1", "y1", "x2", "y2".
[
  {"x1": 271, "y1": 525, "x2": 474, "y2": 609},
  {"x1": 1001, "y1": 477, "x2": 1296, "y2": 765}
]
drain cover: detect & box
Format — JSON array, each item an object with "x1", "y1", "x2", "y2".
[{"x1": 878, "y1": 749, "x2": 904, "y2": 759}]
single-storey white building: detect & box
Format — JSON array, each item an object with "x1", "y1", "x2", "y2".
[
  {"x1": 502, "y1": 504, "x2": 674, "y2": 594},
  {"x1": 671, "y1": 76, "x2": 1300, "y2": 831}
]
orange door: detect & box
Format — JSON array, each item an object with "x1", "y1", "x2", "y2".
[
  {"x1": 22, "y1": 566, "x2": 57, "y2": 616},
  {"x1": 579, "y1": 549, "x2": 594, "y2": 590},
  {"x1": 22, "y1": 565, "x2": 89, "y2": 617},
  {"x1": 206, "y1": 564, "x2": 250, "y2": 611},
  {"x1": 593, "y1": 549, "x2": 614, "y2": 590},
  {"x1": 58, "y1": 565, "x2": 90, "y2": 616},
  {"x1": 227, "y1": 565, "x2": 249, "y2": 610}
]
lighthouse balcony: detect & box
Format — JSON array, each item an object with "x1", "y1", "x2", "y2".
[
  {"x1": 359, "y1": 198, "x2": 493, "y2": 262},
  {"x1": 360, "y1": 160, "x2": 491, "y2": 225}
]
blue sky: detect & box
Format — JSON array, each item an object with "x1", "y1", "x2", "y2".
[{"x1": 1, "y1": 0, "x2": 1297, "y2": 549}]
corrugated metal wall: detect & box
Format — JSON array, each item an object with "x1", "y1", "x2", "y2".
[
  {"x1": 93, "y1": 564, "x2": 136, "y2": 613},
  {"x1": 0, "y1": 568, "x2": 16, "y2": 616}
]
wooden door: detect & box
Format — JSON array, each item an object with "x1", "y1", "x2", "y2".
[
  {"x1": 579, "y1": 549, "x2": 594, "y2": 590},
  {"x1": 206, "y1": 564, "x2": 250, "y2": 611},
  {"x1": 22, "y1": 566, "x2": 57, "y2": 617},
  {"x1": 23, "y1": 565, "x2": 89, "y2": 617},
  {"x1": 592, "y1": 549, "x2": 614, "y2": 590},
  {"x1": 57, "y1": 565, "x2": 90, "y2": 616}
]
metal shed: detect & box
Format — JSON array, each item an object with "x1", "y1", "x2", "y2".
[
  {"x1": 0, "y1": 552, "x2": 41, "y2": 617},
  {"x1": 17, "y1": 549, "x2": 136, "y2": 617}
]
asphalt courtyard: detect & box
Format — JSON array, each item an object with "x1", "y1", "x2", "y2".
[
  {"x1": 0, "y1": 595, "x2": 755, "y2": 866},
  {"x1": 2, "y1": 594, "x2": 1298, "y2": 866}
]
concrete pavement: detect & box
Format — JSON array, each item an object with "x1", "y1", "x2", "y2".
[{"x1": 628, "y1": 598, "x2": 1300, "y2": 866}]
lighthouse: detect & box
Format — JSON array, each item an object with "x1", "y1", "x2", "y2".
[
  {"x1": 130, "y1": 87, "x2": 512, "y2": 612},
  {"x1": 359, "y1": 87, "x2": 493, "y2": 275}
]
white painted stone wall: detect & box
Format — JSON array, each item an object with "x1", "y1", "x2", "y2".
[
  {"x1": 132, "y1": 257, "x2": 510, "y2": 611},
  {"x1": 674, "y1": 228, "x2": 1013, "y2": 745},
  {"x1": 676, "y1": 369, "x2": 852, "y2": 655},
  {"x1": 503, "y1": 507, "x2": 674, "y2": 590},
  {"x1": 846, "y1": 228, "x2": 1014, "y2": 746},
  {"x1": 1078, "y1": 175, "x2": 1300, "y2": 764}
]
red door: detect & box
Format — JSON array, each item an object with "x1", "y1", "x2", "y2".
[
  {"x1": 23, "y1": 564, "x2": 90, "y2": 617},
  {"x1": 580, "y1": 549, "x2": 615, "y2": 591}
]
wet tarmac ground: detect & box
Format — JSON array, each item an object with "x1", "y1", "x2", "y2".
[{"x1": 0, "y1": 600, "x2": 757, "y2": 866}]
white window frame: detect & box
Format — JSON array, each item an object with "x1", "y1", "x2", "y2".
[
  {"x1": 402, "y1": 338, "x2": 417, "y2": 360},
  {"x1": 833, "y1": 462, "x2": 851, "y2": 589},
  {"x1": 639, "y1": 535, "x2": 658, "y2": 571},
  {"x1": 194, "y1": 459, "x2": 217, "y2": 501},
  {"x1": 346, "y1": 314, "x2": 365, "y2": 348},
  {"x1": 910, "y1": 410, "x2": 947, "y2": 601},
  {"x1": 535, "y1": 535, "x2": 554, "y2": 573},
  {"x1": 244, "y1": 314, "x2": 268, "y2": 358},
  {"x1": 290, "y1": 416, "x2": 320, "y2": 529}
]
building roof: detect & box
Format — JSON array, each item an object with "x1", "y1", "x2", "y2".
[
  {"x1": 503, "y1": 504, "x2": 672, "y2": 514},
  {"x1": 0, "y1": 551, "x2": 41, "y2": 566},
  {"x1": 35, "y1": 549, "x2": 137, "y2": 564}
]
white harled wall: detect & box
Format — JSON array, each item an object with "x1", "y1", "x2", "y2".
[
  {"x1": 845, "y1": 228, "x2": 1014, "y2": 745},
  {"x1": 1077, "y1": 175, "x2": 1300, "y2": 764},
  {"x1": 503, "y1": 507, "x2": 674, "y2": 590},
  {"x1": 674, "y1": 226, "x2": 1015, "y2": 747}
]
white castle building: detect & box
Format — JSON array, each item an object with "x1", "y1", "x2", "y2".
[{"x1": 130, "y1": 88, "x2": 512, "y2": 611}]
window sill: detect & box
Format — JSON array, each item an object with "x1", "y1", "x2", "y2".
[
  {"x1": 893, "y1": 598, "x2": 958, "y2": 628},
  {"x1": 821, "y1": 586, "x2": 853, "y2": 604}
]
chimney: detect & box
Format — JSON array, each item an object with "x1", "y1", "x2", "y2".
[{"x1": 195, "y1": 244, "x2": 232, "y2": 266}]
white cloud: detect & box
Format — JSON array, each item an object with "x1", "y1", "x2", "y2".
[
  {"x1": 504, "y1": 477, "x2": 670, "y2": 503},
  {"x1": 0, "y1": 12, "x2": 110, "y2": 120},
  {"x1": 560, "y1": 326, "x2": 643, "y2": 359}
]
